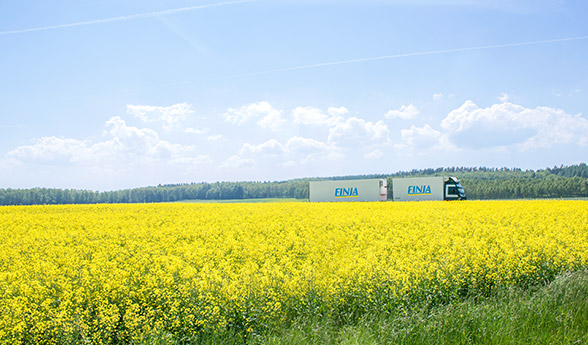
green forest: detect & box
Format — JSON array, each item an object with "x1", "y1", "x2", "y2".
[{"x1": 1, "y1": 164, "x2": 586, "y2": 205}]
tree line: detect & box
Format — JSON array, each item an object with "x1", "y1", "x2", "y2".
[
  {"x1": 0, "y1": 181, "x2": 309, "y2": 206},
  {"x1": 1, "y1": 164, "x2": 586, "y2": 205}
]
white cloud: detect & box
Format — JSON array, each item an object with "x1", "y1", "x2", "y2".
[
  {"x1": 364, "y1": 149, "x2": 384, "y2": 159},
  {"x1": 235, "y1": 136, "x2": 347, "y2": 166},
  {"x1": 327, "y1": 106, "x2": 349, "y2": 117},
  {"x1": 441, "y1": 100, "x2": 588, "y2": 150},
  {"x1": 127, "y1": 103, "x2": 194, "y2": 130},
  {"x1": 8, "y1": 136, "x2": 89, "y2": 163},
  {"x1": 398, "y1": 124, "x2": 455, "y2": 153},
  {"x1": 433, "y1": 92, "x2": 455, "y2": 101},
  {"x1": 256, "y1": 108, "x2": 286, "y2": 131},
  {"x1": 223, "y1": 101, "x2": 285, "y2": 131},
  {"x1": 285, "y1": 136, "x2": 331, "y2": 153},
  {"x1": 185, "y1": 127, "x2": 209, "y2": 135},
  {"x1": 292, "y1": 106, "x2": 344, "y2": 126},
  {"x1": 101, "y1": 116, "x2": 193, "y2": 162},
  {"x1": 385, "y1": 104, "x2": 419, "y2": 119},
  {"x1": 239, "y1": 139, "x2": 284, "y2": 156},
  {"x1": 284, "y1": 136, "x2": 342, "y2": 165},
  {"x1": 219, "y1": 155, "x2": 255, "y2": 169},
  {"x1": 8, "y1": 116, "x2": 196, "y2": 169},
  {"x1": 207, "y1": 134, "x2": 224, "y2": 142},
  {"x1": 328, "y1": 117, "x2": 389, "y2": 147},
  {"x1": 498, "y1": 93, "x2": 510, "y2": 103}
]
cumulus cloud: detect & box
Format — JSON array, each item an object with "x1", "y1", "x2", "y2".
[
  {"x1": 8, "y1": 116, "x2": 196, "y2": 169},
  {"x1": 327, "y1": 106, "x2": 349, "y2": 117},
  {"x1": 328, "y1": 117, "x2": 389, "y2": 147},
  {"x1": 285, "y1": 136, "x2": 331, "y2": 153},
  {"x1": 292, "y1": 106, "x2": 346, "y2": 126},
  {"x1": 225, "y1": 105, "x2": 392, "y2": 163},
  {"x1": 385, "y1": 104, "x2": 419, "y2": 119},
  {"x1": 256, "y1": 107, "x2": 286, "y2": 131},
  {"x1": 127, "y1": 103, "x2": 194, "y2": 130},
  {"x1": 101, "y1": 116, "x2": 192, "y2": 162},
  {"x1": 441, "y1": 100, "x2": 588, "y2": 150},
  {"x1": 8, "y1": 136, "x2": 89, "y2": 163},
  {"x1": 397, "y1": 124, "x2": 455, "y2": 153},
  {"x1": 219, "y1": 155, "x2": 255, "y2": 169},
  {"x1": 239, "y1": 139, "x2": 284, "y2": 156},
  {"x1": 224, "y1": 101, "x2": 285, "y2": 131},
  {"x1": 234, "y1": 136, "x2": 342, "y2": 166},
  {"x1": 287, "y1": 136, "x2": 342, "y2": 163},
  {"x1": 207, "y1": 134, "x2": 224, "y2": 142},
  {"x1": 185, "y1": 127, "x2": 209, "y2": 135}
]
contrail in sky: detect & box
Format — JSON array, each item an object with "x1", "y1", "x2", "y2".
[
  {"x1": 0, "y1": 0, "x2": 255, "y2": 36},
  {"x1": 254, "y1": 35, "x2": 588, "y2": 75}
]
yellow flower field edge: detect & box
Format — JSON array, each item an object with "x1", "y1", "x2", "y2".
[{"x1": 0, "y1": 200, "x2": 586, "y2": 343}]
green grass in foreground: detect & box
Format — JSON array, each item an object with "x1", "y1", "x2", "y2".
[{"x1": 144, "y1": 269, "x2": 588, "y2": 344}]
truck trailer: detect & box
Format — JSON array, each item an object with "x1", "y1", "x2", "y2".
[
  {"x1": 391, "y1": 176, "x2": 466, "y2": 201},
  {"x1": 308, "y1": 177, "x2": 466, "y2": 202},
  {"x1": 309, "y1": 179, "x2": 387, "y2": 202}
]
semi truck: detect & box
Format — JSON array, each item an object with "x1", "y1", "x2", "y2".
[
  {"x1": 391, "y1": 176, "x2": 466, "y2": 201},
  {"x1": 308, "y1": 177, "x2": 466, "y2": 202}
]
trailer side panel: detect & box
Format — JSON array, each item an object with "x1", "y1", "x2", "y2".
[
  {"x1": 392, "y1": 177, "x2": 445, "y2": 201},
  {"x1": 309, "y1": 179, "x2": 385, "y2": 202}
]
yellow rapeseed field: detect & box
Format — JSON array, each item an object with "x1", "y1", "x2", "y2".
[{"x1": 0, "y1": 200, "x2": 586, "y2": 343}]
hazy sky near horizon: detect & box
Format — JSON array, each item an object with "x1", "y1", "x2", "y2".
[{"x1": 1, "y1": 0, "x2": 587, "y2": 190}]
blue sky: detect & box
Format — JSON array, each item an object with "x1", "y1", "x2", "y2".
[{"x1": 1, "y1": 0, "x2": 587, "y2": 190}]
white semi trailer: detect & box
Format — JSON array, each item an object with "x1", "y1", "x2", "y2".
[
  {"x1": 391, "y1": 176, "x2": 466, "y2": 201},
  {"x1": 309, "y1": 177, "x2": 466, "y2": 202},
  {"x1": 309, "y1": 179, "x2": 387, "y2": 202}
]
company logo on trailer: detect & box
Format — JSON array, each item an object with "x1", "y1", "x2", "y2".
[
  {"x1": 408, "y1": 185, "x2": 432, "y2": 195},
  {"x1": 335, "y1": 187, "x2": 358, "y2": 198}
]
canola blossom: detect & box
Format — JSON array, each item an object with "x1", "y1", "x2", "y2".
[{"x1": 0, "y1": 200, "x2": 586, "y2": 343}]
